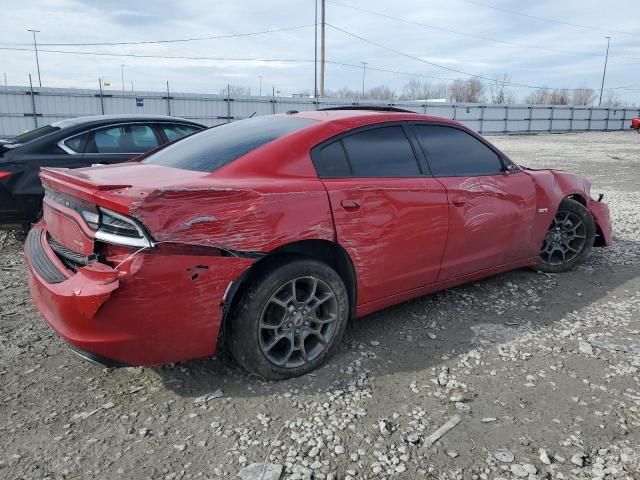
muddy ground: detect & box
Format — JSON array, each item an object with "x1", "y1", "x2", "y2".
[{"x1": 1, "y1": 131, "x2": 639, "y2": 480}]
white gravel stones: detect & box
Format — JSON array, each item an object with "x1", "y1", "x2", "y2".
[
  {"x1": 494, "y1": 449, "x2": 515, "y2": 463},
  {"x1": 578, "y1": 341, "x2": 594, "y2": 355},
  {"x1": 539, "y1": 448, "x2": 552, "y2": 465},
  {"x1": 237, "y1": 463, "x2": 283, "y2": 480}
]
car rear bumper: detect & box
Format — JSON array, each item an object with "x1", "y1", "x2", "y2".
[{"x1": 25, "y1": 225, "x2": 254, "y2": 366}]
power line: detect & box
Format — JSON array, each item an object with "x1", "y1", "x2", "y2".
[
  {"x1": 0, "y1": 24, "x2": 314, "y2": 47},
  {"x1": 327, "y1": 0, "x2": 639, "y2": 61},
  {"x1": 0, "y1": 46, "x2": 312, "y2": 63},
  {"x1": 3, "y1": 44, "x2": 638, "y2": 93},
  {"x1": 459, "y1": 0, "x2": 639, "y2": 37},
  {"x1": 326, "y1": 23, "x2": 632, "y2": 92}
]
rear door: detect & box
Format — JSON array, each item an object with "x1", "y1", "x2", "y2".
[
  {"x1": 412, "y1": 123, "x2": 536, "y2": 281},
  {"x1": 313, "y1": 124, "x2": 449, "y2": 306}
]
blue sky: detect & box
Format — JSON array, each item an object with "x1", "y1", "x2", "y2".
[{"x1": 0, "y1": 0, "x2": 638, "y2": 103}]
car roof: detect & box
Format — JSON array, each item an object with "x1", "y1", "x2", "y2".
[
  {"x1": 294, "y1": 108, "x2": 459, "y2": 126},
  {"x1": 52, "y1": 114, "x2": 204, "y2": 129}
]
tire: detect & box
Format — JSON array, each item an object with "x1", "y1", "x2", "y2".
[
  {"x1": 229, "y1": 258, "x2": 349, "y2": 380},
  {"x1": 535, "y1": 198, "x2": 596, "y2": 273}
]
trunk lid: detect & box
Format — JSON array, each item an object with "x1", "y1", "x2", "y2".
[{"x1": 40, "y1": 163, "x2": 212, "y2": 254}]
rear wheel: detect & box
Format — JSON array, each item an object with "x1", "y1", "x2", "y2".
[
  {"x1": 536, "y1": 198, "x2": 595, "y2": 273},
  {"x1": 229, "y1": 258, "x2": 349, "y2": 380}
]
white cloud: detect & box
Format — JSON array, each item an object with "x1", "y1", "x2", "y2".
[{"x1": 0, "y1": 0, "x2": 637, "y2": 103}]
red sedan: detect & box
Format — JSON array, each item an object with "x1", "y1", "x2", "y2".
[{"x1": 25, "y1": 108, "x2": 612, "y2": 379}]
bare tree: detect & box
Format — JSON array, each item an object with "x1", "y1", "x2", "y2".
[
  {"x1": 366, "y1": 85, "x2": 395, "y2": 101},
  {"x1": 448, "y1": 78, "x2": 485, "y2": 103},
  {"x1": 601, "y1": 91, "x2": 623, "y2": 107},
  {"x1": 572, "y1": 86, "x2": 595, "y2": 106},
  {"x1": 549, "y1": 88, "x2": 570, "y2": 105},
  {"x1": 489, "y1": 74, "x2": 515, "y2": 104},
  {"x1": 526, "y1": 88, "x2": 551, "y2": 105},
  {"x1": 219, "y1": 85, "x2": 250, "y2": 97},
  {"x1": 401, "y1": 79, "x2": 430, "y2": 100}
]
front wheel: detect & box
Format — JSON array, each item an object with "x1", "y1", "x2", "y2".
[
  {"x1": 229, "y1": 258, "x2": 349, "y2": 380},
  {"x1": 536, "y1": 198, "x2": 596, "y2": 273}
]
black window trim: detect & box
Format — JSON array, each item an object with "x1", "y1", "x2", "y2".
[
  {"x1": 59, "y1": 121, "x2": 200, "y2": 155},
  {"x1": 156, "y1": 122, "x2": 202, "y2": 144},
  {"x1": 310, "y1": 121, "x2": 430, "y2": 179},
  {"x1": 408, "y1": 121, "x2": 522, "y2": 177}
]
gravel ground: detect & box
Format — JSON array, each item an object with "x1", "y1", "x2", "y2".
[{"x1": 1, "y1": 131, "x2": 639, "y2": 480}]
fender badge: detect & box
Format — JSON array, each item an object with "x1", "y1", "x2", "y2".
[{"x1": 537, "y1": 208, "x2": 548, "y2": 213}]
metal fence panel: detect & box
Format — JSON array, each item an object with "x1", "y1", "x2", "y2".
[{"x1": 1, "y1": 85, "x2": 638, "y2": 138}]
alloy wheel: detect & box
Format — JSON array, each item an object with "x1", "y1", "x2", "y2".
[
  {"x1": 258, "y1": 276, "x2": 338, "y2": 369},
  {"x1": 540, "y1": 210, "x2": 588, "y2": 266}
]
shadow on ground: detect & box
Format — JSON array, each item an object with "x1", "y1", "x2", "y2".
[{"x1": 152, "y1": 239, "x2": 639, "y2": 399}]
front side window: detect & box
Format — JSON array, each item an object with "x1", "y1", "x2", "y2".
[
  {"x1": 341, "y1": 126, "x2": 421, "y2": 177},
  {"x1": 144, "y1": 115, "x2": 317, "y2": 173},
  {"x1": 86, "y1": 124, "x2": 160, "y2": 154},
  {"x1": 413, "y1": 125, "x2": 503, "y2": 176}
]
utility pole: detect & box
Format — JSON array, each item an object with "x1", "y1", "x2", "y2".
[
  {"x1": 3, "y1": 72, "x2": 7, "y2": 86},
  {"x1": 598, "y1": 36, "x2": 611, "y2": 107},
  {"x1": 361, "y1": 61, "x2": 367, "y2": 99},
  {"x1": 27, "y1": 29, "x2": 42, "y2": 87},
  {"x1": 319, "y1": 0, "x2": 325, "y2": 97},
  {"x1": 121, "y1": 64, "x2": 125, "y2": 91},
  {"x1": 259, "y1": 75, "x2": 262, "y2": 96},
  {"x1": 314, "y1": 0, "x2": 318, "y2": 99}
]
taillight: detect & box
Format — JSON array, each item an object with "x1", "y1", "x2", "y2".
[
  {"x1": 95, "y1": 208, "x2": 152, "y2": 248},
  {"x1": 45, "y1": 188, "x2": 100, "y2": 230},
  {"x1": 0, "y1": 171, "x2": 11, "y2": 180}
]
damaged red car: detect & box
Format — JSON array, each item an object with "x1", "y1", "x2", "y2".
[{"x1": 25, "y1": 107, "x2": 612, "y2": 379}]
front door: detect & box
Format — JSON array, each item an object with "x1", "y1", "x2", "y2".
[{"x1": 411, "y1": 123, "x2": 536, "y2": 281}]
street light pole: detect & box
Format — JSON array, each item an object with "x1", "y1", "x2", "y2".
[
  {"x1": 598, "y1": 36, "x2": 611, "y2": 107},
  {"x1": 121, "y1": 64, "x2": 125, "y2": 91},
  {"x1": 259, "y1": 75, "x2": 262, "y2": 96},
  {"x1": 319, "y1": 0, "x2": 325, "y2": 97},
  {"x1": 314, "y1": 0, "x2": 318, "y2": 99},
  {"x1": 361, "y1": 61, "x2": 367, "y2": 100},
  {"x1": 27, "y1": 29, "x2": 42, "y2": 87}
]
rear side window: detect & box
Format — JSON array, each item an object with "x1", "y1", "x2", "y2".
[
  {"x1": 86, "y1": 124, "x2": 160, "y2": 154},
  {"x1": 413, "y1": 125, "x2": 502, "y2": 176},
  {"x1": 162, "y1": 124, "x2": 200, "y2": 142},
  {"x1": 314, "y1": 141, "x2": 351, "y2": 177},
  {"x1": 63, "y1": 132, "x2": 89, "y2": 153},
  {"x1": 341, "y1": 126, "x2": 420, "y2": 177},
  {"x1": 144, "y1": 116, "x2": 317, "y2": 172}
]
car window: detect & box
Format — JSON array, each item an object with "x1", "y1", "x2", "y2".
[
  {"x1": 341, "y1": 126, "x2": 421, "y2": 177},
  {"x1": 413, "y1": 125, "x2": 502, "y2": 176},
  {"x1": 162, "y1": 124, "x2": 200, "y2": 142},
  {"x1": 9, "y1": 124, "x2": 60, "y2": 144},
  {"x1": 313, "y1": 141, "x2": 351, "y2": 177},
  {"x1": 86, "y1": 124, "x2": 160, "y2": 154},
  {"x1": 144, "y1": 116, "x2": 317, "y2": 173},
  {"x1": 63, "y1": 132, "x2": 89, "y2": 153}
]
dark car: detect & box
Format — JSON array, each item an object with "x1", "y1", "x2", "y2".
[{"x1": 0, "y1": 114, "x2": 205, "y2": 228}]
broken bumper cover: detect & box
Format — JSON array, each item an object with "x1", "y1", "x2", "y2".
[
  {"x1": 588, "y1": 198, "x2": 612, "y2": 247},
  {"x1": 25, "y1": 226, "x2": 254, "y2": 366}
]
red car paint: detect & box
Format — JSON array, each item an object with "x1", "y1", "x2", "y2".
[
  {"x1": 25, "y1": 110, "x2": 612, "y2": 366},
  {"x1": 632, "y1": 118, "x2": 640, "y2": 130}
]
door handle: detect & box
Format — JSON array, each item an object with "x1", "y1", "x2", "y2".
[
  {"x1": 341, "y1": 199, "x2": 361, "y2": 211},
  {"x1": 452, "y1": 196, "x2": 466, "y2": 207}
]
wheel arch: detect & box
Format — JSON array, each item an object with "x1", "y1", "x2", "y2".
[{"x1": 217, "y1": 239, "x2": 358, "y2": 349}]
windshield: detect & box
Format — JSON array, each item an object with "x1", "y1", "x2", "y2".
[
  {"x1": 143, "y1": 115, "x2": 317, "y2": 173},
  {"x1": 9, "y1": 124, "x2": 61, "y2": 144}
]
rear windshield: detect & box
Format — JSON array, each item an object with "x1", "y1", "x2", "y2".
[
  {"x1": 143, "y1": 115, "x2": 317, "y2": 172},
  {"x1": 9, "y1": 124, "x2": 60, "y2": 144}
]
